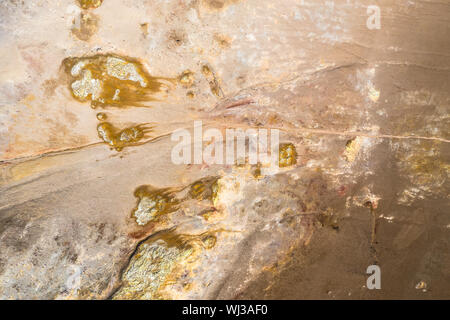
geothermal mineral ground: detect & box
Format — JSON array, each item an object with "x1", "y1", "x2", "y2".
[{"x1": 0, "y1": 0, "x2": 449, "y2": 299}]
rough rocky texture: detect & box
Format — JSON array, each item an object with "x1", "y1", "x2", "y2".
[{"x1": 0, "y1": 0, "x2": 449, "y2": 299}]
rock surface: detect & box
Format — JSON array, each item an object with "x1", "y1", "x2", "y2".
[{"x1": 0, "y1": 0, "x2": 449, "y2": 299}]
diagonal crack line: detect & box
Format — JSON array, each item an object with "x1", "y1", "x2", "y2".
[
  {"x1": 2, "y1": 121, "x2": 448, "y2": 165},
  {"x1": 206, "y1": 119, "x2": 450, "y2": 143},
  {"x1": 220, "y1": 62, "x2": 367, "y2": 102},
  {"x1": 287, "y1": 128, "x2": 450, "y2": 143},
  {"x1": 0, "y1": 142, "x2": 102, "y2": 164}
]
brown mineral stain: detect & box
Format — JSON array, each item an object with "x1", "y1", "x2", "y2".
[
  {"x1": 202, "y1": 0, "x2": 241, "y2": 11},
  {"x1": 214, "y1": 33, "x2": 232, "y2": 48},
  {"x1": 317, "y1": 208, "x2": 339, "y2": 230},
  {"x1": 408, "y1": 142, "x2": 449, "y2": 180},
  {"x1": 279, "y1": 143, "x2": 297, "y2": 167},
  {"x1": 188, "y1": 176, "x2": 219, "y2": 202},
  {"x1": 396, "y1": 140, "x2": 449, "y2": 188},
  {"x1": 200, "y1": 209, "x2": 218, "y2": 221},
  {"x1": 62, "y1": 54, "x2": 174, "y2": 108},
  {"x1": 97, "y1": 122, "x2": 152, "y2": 151},
  {"x1": 201, "y1": 64, "x2": 222, "y2": 97},
  {"x1": 71, "y1": 12, "x2": 98, "y2": 41},
  {"x1": 178, "y1": 70, "x2": 195, "y2": 88},
  {"x1": 251, "y1": 163, "x2": 263, "y2": 178},
  {"x1": 167, "y1": 29, "x2": 187, "y2": 48},
  {"x1": 41, "y1": 79, "x2": 60, "y2": 97},
  {"x1": 78, "y1": 0, "x2": 103, "y2": 9},
  {"x1": 201, "y1": 65, "x2": 212, "y2": 77},
  {"x1": 96, "y1": 112, "x2": 107, "y2": 121},
  {"x1": 149, "y1": 229, "x2": 217, "y2": 251},
  {"x1": 140, "y1": 23, "x2": 149, "y2": 37},
  {"x1": 131, "y1": 185, "x2": 179, "y2": 226},
  {"x1": 208, "y1": 79, "x2": 221, "y2": 97}
]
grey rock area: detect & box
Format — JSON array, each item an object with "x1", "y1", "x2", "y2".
[{"x1": 0, "y1": 0, "x2": 449, "y2": 299}]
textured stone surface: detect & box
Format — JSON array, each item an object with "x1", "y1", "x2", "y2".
[{"x1": 0, "y1": 0, "x2": 449, "y2": 299}]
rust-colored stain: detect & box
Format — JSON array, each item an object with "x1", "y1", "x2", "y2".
[
  {"x1": 279, "y1": 143, "x2": 297, "y2": 167},
  {"x1": 202, "y1": 0, "x2": 242, "y2": 11},
  {"x1": 178, "y1": 70, "x2": 195, "y2": 88},
  {"x1": 62, "y1": 54, "x2": 174, "y2": 108},
  {"x1": 188, "y1": 176, "x2": 219, "y2": 202},
  {"x1": 71, "y1": 12, "x2": 98, "y2": 41},
  {"x1": 131, "y1": 185, "x2": 180, "y2": 226},
  {"x1": 201, "y1": 64, "x2": 222, "y2": 97},
  {"x1": 214, "y1": 33, "x2": 232, "y2": 48},
  {"x1": 97, "y1": 122, "x2": 153, "y2": 151},
  {"x1": 78, "y1": 0, "x2": 103, "y2": 10},
  {"x1": 96, "y1": 112, "x2": 107, "y2": 121}
]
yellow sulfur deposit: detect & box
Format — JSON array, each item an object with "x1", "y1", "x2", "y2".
[
  {"x1": 279, "y1": 143, "x2": 297, "y2": 167},
  {"x1": 132, "y1": 186, "x2": 179, "y2": 226},
  {"x1": 78, "y1": 0, "x2": 103, "y2": 9},
  {"x1": 188, "y1": 177, "x2": 220, "y2": 202},
  {"x1": 63, "y1": 54, "x2": 173, "y2": 108},
  {"x1": 97, "y1": 122, "x2": 152, "y2": 151},
  {"x1": 113, "y1": 230, "x2": 217, "y2": 300}
]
